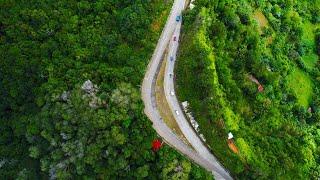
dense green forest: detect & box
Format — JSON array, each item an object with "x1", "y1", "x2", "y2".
[
  {"x1": 176, "y1": 0, "x2": 320, "y2": 179},
  {"x1": 0, "y1": 0, "x2": 212, "y2": 179}
]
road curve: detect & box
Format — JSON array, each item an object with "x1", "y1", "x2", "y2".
[
  {"x1": 164, "y1": 18, "x2": 232, "y2": 180},
  {"x1": 141, "y1": 0, "x2": 232, "y2": 179}
]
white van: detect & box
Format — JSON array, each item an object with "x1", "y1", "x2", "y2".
[
  {"x1": 170, "y1": 91, "x2": 174, "y2": 96},
  {"x1": 175, "y1": 110, "x2": 179, "y2": 115}
]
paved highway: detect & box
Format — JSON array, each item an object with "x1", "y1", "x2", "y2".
[
  {"x1": 164, "y1": 17, "x2": 232, "y2": 180},
  {"x1": 141, "y1": 0, "x2": 232, "y2": 179}
]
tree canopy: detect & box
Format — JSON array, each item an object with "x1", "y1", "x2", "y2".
[{"x1": 0, "y1": 0, "x2": 212, "y2": 179}]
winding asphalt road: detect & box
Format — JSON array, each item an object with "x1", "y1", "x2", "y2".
[
  {"x1": 164, "y1": 18, "x2": 232, "y2": 179},
  {"x1": 141, "y1": 0, "x2": 232, "y2": 179}
]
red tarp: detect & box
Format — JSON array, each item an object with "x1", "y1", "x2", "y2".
[{"x1": 152, "y1": 139, "x2": 162, "y2": 152}]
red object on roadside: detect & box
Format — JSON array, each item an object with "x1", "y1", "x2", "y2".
[
  {"x1": 152, "y1": 139, "x2": 162, "y2": 152},
  {"x1": 258, "y1": 84, "x2": 264, "y2": 92}
]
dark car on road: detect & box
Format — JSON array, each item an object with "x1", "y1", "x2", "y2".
[{"x1": 176, "y1": 15, "x2": 181, "y2": 22}]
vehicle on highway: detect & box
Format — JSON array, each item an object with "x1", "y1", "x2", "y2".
[
  {"x1": 176, "y1": 15, "x2": 181, "y2": 22},
  {"x1": 169, "y1": 73, "x2": 173, "y2": 78},
  {"x1": 173, "y1": 36, "x2": 177, "y2": 41},
  {"x1": 170, "y1": 91, "x2": 175, "y2": 96},
  {"x1": 175, "y1": 110, "x2": 180, "y2": 115},
  {"x1": 170, "y1": 56, "x2": 174, "y2": 61}
]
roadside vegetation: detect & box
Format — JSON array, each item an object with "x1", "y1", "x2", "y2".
[
  {"x1": 0, "y1": 0, "x2": 212, "y2": 179},
  {"x1": 176, "y1": 0, "x2": 320, "y2": 178}
]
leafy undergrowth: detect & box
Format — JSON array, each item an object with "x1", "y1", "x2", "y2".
[{"x1": 176, "y1": 0, "x2": 320, "y2": 179}]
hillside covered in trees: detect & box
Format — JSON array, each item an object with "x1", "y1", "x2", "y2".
[
  {"x1": 176, "y1": 0, "x2": 320, "y2": 179},
  {"x1": 0, "y1": 0, "x2": 212, "y2": 179}
]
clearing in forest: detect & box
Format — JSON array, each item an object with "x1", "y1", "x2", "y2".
[
  {"x1": 253, "y1": 10, "x2": 268, "y2": 34},
  {"x1": 253, "y1": 10, "x2": 273, "y2": 45},
  {"x1": 286, "y1": 68, "x2": 313, "y2": 108}
]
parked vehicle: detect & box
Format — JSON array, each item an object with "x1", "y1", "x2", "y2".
[
  {"x1": 173, "y1": 36, "x2": 176, "y2": 41},
  {"x1": 170, "y1": 56, "x2": 174, "y2": 61}
]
